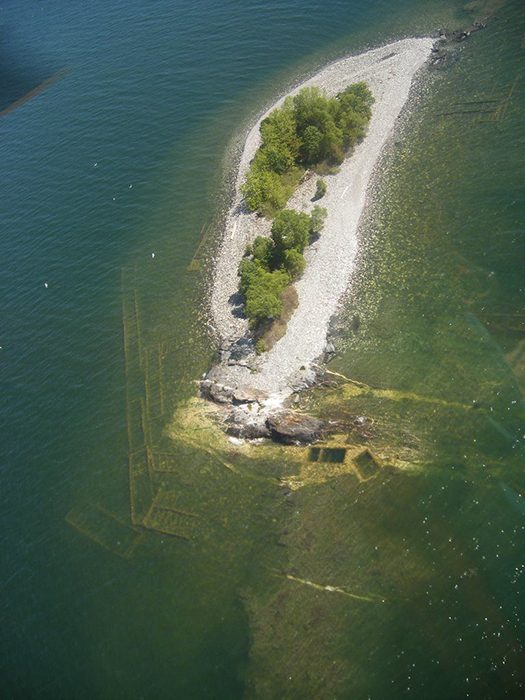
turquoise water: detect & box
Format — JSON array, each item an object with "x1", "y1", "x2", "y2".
[{"x1": 1, "y1": 0, "x2": 524, "y2": 698}]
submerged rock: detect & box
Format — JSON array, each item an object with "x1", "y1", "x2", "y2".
[
  {"x1": 266, "y1": 411, "x2": 326, "y2": 444},
  {"x1": 445, "y1": 21, "x2": 487, "y2": 42},
  {"x1": 431, "y1": 19, "x2": 488, "y2": 64}
]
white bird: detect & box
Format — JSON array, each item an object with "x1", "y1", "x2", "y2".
[
  {"x1": 94, "y1": 163, "x2": 98, "y2": 167},
  {"x1": 44, "y1": 282, "x2": 48, "y2": 288},
  {"x1": 151, "y1": 252, "x2": 155, "y2": 259}
]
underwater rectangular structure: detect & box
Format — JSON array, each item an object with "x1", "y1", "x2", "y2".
[{"x1": 66, "y1": 502, "x2": 143, "y2": 559}]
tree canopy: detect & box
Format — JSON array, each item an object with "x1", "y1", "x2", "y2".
[
  {"x1": 239, "y1": 207, "x2": 327, "y2": 323},
  {"x1": 241, "y1": 82, "x2": 373, "y2": 216},
  {"x1": 271, "y1": 209, "x2": 311, "y2": 257}
]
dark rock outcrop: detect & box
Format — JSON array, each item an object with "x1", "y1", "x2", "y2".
[
  {"x1": 431, "y1": 18, "x2": 489, "y2": 64},
  {"x1": 266, "y1": 411, "x2": 326, "y2": 444}
]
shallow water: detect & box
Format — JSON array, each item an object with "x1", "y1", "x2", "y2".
[{"x1": 1, "y1": 0, "x2": 524, "y2": 698}]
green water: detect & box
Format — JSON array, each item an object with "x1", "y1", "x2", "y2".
[{"x1": 2, "y1": 0, "x2": 524, "y2": 698}]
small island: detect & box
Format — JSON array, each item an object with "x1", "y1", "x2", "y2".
[{"x1": 203, "y1": 38, "x2": 435, "y2": 441}]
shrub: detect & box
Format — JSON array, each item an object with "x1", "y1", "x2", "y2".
[
  {"x1": 255, "y1": 339, "x2": 267, "y2": 355},
  {"x1": 314, "y1": 178, "x2": 327, "y2": 199},
  {"x1": 309, "y1": 205, "x2": 327, "y2": 236},
  {"x1": 316, "y1": 161, "x2": 340, "y2": 176}
]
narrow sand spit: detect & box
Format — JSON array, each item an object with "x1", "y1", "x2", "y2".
[{"x1": 208, "y1": 37, "x2": 434, "y2": 403}]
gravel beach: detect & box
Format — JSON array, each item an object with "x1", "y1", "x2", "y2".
[{"x1": 208, "y1": 37, "x2": 434, "y2": 406}]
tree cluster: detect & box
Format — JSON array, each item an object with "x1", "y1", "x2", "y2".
[
  {"x1": 240, "y1": 207, "x2": 327, "y2": 323},
  {"x1": 241, "y1": 82, "x2": 373, "y2": 216}
]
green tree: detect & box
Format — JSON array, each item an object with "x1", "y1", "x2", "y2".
[
  {"x1": 243, "y1": 267, "x2": 289, "y2": 322},
  {"x1": 251, "y1": 236, "x2": 273, "y2": 266},
  {"x1": 320, "y1": 121, "x2": 344, "y2": 162},
  {"x1": 239, "y1": 258, "x2": 262, "y2": 296},
  {"x1": 340, "y1": 82, "x2": 374, "y2": 116},
  {"x1": 283, "y1": 248, "x2": 306, "y2": 277},
  {"x1": 271, "y1": 209, "x2": 311, "y2": 256},
  {"x1": 337, "y1": 82, "x2": 374, "y2": 146},
  {"x1": 302, "y1": 125, "x2": 323, "y2": 163},
  {"x1": 292, "y1": 87, "x2": 326, "y2": 134},
  {"x1": 260, "y1": 100, "x2": 300, "y2": 173},
  {"x1": 293, "y1": 87, "x2": 343, "y2": 163},
  {"x1": 241, "y1": 169, "x2": 287, "y2": 214}
]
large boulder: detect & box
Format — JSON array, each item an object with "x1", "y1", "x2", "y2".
[
  {"x1": 200, "y1": 380, "x2": 269, "y2": 407},
  {"x1": 286, "y1": 366, "x2": 318, "y2": 393},
  {"x1": 266, "y1": 411, "x2": 326, "y2": 444},
  {"x1": 226, "y1": 406, "x2": 271, "y2": 439},
  {"x1": 200, "y1": 380, "x2": 235, "y2": 404},
  {"x1": 232, "y1": 387, "x2": 269, "y2": 404}
]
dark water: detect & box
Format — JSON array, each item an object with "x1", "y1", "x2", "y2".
[{"x1": 1, "y1": 0, "x2": 524, "y2": 698}]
